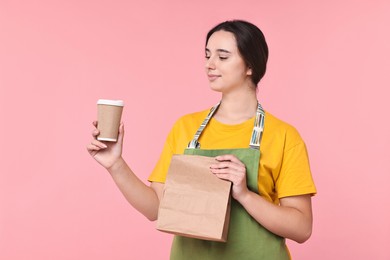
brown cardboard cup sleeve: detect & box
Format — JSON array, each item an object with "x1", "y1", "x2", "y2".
[{"x1": 156, "y1": 154, "x2": 232, "y2": 242}]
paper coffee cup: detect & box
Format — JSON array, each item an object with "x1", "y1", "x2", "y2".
[{"x1": 97, "y1": 99, "x2": 124, "y2": 142}]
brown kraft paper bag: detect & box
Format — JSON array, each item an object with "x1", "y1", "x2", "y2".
[{"x1": 156, "y1": 154, "x2": 232, "y2": 242}]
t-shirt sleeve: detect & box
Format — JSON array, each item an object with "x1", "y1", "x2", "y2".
[
  {"x1": 147, "y1": 112, "x2": 202, "y2": 183},
  {"x1": 276, "y1": 137, "x2": 317, "y2": 199},
  {"x1": 148, "y1": 128, "x2": 175, "y2": 183}
]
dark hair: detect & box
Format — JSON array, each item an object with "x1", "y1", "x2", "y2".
[{"x1": 206, "y1": 20, "x2": 269, "y2": 87}]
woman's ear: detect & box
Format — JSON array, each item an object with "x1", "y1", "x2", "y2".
[{"x1": 246, "y1": 67, "x2": 252, "y2": 76}]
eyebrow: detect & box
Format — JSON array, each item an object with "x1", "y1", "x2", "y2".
[{"x1": 205, "y1": 48, "x2": 231, "y2": 54}]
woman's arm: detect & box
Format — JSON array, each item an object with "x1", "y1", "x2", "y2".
[
  {"x1": 107, "y1": 158, "x2": 164, "y2": 221},
  {"x1": 238, "y1": 192, "x2": 312, "y2": 243},
  {"x1": 87, "y1": 122, "x2": 163, "y2": 221},
  {"x1": 210, "y1": 154, "x2": 313, "y2": 243}
]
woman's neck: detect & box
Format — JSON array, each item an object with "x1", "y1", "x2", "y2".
[{"x1": 214, "y1": 88, "x2": 258, "y2": 125}]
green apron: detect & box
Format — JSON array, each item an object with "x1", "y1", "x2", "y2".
[{"x1": 170, "y1": 102, "x2": 290, "y2": 260}]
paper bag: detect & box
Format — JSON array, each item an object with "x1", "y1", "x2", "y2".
[{"x1": 156, "y1": 154, "x2": 232, "y2": 242}]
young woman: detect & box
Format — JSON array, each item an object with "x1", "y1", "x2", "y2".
[{"x1": 87, "y1": 20, "x2": 316, "y2": 259}]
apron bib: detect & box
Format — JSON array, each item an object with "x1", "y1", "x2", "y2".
[{"x1": 170, "y1": 102, "x2": 289, "y2": 260}]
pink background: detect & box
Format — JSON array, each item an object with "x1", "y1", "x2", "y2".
[{"x1": 1, "y1": 0, "x2": 389, "y2": 259}]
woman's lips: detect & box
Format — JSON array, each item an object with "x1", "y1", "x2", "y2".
[{"x1": 208, "y1": 74, "x2": 221, "y2": 81}]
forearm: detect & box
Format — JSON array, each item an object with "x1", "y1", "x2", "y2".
[
  {"x1": 237, "y1": 191, "x2": 312, "y2": 243},
  {"x1": 107, "y1": 158, "x2": 160, "y2": 221}
]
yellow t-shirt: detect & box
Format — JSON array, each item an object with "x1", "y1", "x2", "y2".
[{"x1": 148, "y1": 108, "x2": 316, "y2": 204}]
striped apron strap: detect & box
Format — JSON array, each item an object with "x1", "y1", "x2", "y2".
[
  {"x1": 187, "y1": 102, "x2": 220, "y2": 149},
  {"x1": 187, "y1": 102, "x2": 265, "y2": 150},
  {"x1": 249, "y1": 103, "x2": 265, "y2": 150}
]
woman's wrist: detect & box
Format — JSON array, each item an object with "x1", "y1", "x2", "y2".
[
  {"x1": 107, "y1": 157, "x2": 126, "y2": 174},
  {"x1": 235, "y1": 189, "x2": 253, "y2": 206}
]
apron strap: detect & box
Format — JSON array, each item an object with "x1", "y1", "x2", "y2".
[
  {"x1": 249, "y1": 103, "x2": 265, "y2": 150},
  {"x1": 187, "y1": 102, "x2": 265, "y2": 150},
  {"x1": 188, "y1": 102, "x2": 220, "y2": 149}
]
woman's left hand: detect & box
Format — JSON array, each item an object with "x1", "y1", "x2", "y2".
[{"x1": 210, "y1": 154, "x2": 249, "y2": 200}]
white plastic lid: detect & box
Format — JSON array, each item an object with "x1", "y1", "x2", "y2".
[{"x1": 97, "y1": 99, "x2": 124, "y2": 106}]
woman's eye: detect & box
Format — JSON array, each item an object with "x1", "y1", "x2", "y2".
[
  {"x1": 205, "y1": 55, "x2": 210, "y2": 59},
  {"x1": 219, "y1": 57, "x2": 228, "y2": 60}
]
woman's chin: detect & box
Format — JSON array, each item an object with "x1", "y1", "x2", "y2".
[{"x1": 209, "y1": 84, "x2": 224, "y2": 92}]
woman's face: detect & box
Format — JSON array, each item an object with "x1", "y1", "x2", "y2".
[{"x1": 205, "y1": 30, "x2": 252, "y2": 93}]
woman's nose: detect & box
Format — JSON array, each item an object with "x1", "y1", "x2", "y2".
[{"x1": 205, "y1": 56, "x2": 216, "y2": 70}]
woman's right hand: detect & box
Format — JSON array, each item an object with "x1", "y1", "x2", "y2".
[{"x1": 86, "y1": 121, "x2": 125, "y2": 170}]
